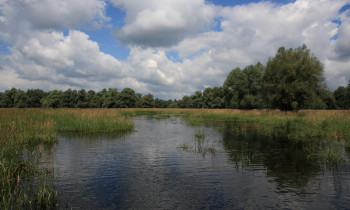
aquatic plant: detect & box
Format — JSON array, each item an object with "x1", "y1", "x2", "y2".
[
  {"x1": 121, "y1": 108, "x2": 350, "y2": 164},
  {"x1": 195, "y1": 131, "x2": 205, "y2": 139},
  {"x1": 177, "y1": 143, "x2": 191, "y2": 150},
  {"x1": 0, "y1": 108, "x2": 134, "y2": 208},
  {"x1": 0, "y1": 109, "x2": 58, "y2": 208},
  {"x1": 49, "y1": 109, "x2": 134, "y2": 133}
]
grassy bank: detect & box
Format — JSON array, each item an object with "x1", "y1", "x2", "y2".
[
  {"x1": 48, "y1": 108, "x2": 134, "y2": 133},
  {"x1": 121, "y1": 108, "x2": 350, "y2": 164},
  {"x1": 187, "y1": 109, "x2": 350, "y2": 144},
  {"x1": 0, "y1": 108, "x2": 134, "y2": 208},
  {"x1": 120, "y1": 108, "x2": 350, "y2": 144}
]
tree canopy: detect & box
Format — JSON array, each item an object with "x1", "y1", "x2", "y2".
[
  {"x1": 223, "y1": 63, "x2": 264, "y2": 109},
  {"x1": 0, "y1": 45, "x2": 348, "y2": 110},
  {"x1": 263, "y1": 45, "x2": 328, "y2": 111}
]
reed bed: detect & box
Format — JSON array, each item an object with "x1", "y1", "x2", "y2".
[
  {"x1": 47, "y1": 108, "x2": 134, "y2": 133},
  {"x1": 121, "y1": 108, "x2": 350, "y2": 164},
  {"x1": 0, "y1": 108, "x2": 134, "y2": 208},
  {"x1": 132, "y1": 109, "x2": 350, "y2": 144},
  {"x1": 0, "y1": 109, "x2": 57, "y2": 209},
  {"x1": 119, "y1": 109, "x2": 350, "y2": 144},
  {"x1": 109, "y1": 108, "x2": 350, "y2": 166}
]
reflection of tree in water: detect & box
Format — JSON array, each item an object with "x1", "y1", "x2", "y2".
[{"x1": 221, "y1": 123, "x2": 321, "y2": 189}]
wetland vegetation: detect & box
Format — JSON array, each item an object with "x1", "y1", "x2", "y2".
[
  {"x1": 1, "y1": 107, "x2": 350, "y2": 208},
  {"x1": 0, "y1": 108, "x2": 133, "y2": 209}
]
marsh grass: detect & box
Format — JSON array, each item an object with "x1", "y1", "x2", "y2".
[
  {"x1": 122, "y1": 108, "x2": 350, "y2": 164},
  {"x1": 121, "y1": 109, "x2": 350, "y2": 144},
  {"x1": 0, "y1": 108, "x2": 134, "y2": 208},
  {"x1": 1, "y1": 107, "x2": 349, "y2": 207},
  {"x1": 48, "y1": 109, "x2": 134, "y2": 133},
  {"x1": 177, "y1": 129, "x2": 217, "y2": 158},
  {"x1": 177, "y1": 141, "x2": 216, "y2": 158},
  {"x1": 179, "y1": 109, "x2": 350, "y2": 144},
  {"x1": 0, "y1": 109, "x2": 58, "y2": 209},
  {"x1": 154, "y1": 114, "x2": 171, "y2": 120},
  {"x1": 195, "y1": 130, "x2": 205, "y2": 139}
]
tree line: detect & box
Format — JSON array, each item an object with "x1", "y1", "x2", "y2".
[{"x1": 1, "y1": 45, "x2": 349, "y2": 110}]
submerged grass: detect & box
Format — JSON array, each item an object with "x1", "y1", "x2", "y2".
[{"x1": 0, "y1": 108, "x2": 134, "y2": 208}]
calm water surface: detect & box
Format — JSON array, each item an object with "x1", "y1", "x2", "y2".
[{"x1": 48, "y1": 116, "x2": 350, "y2": 209}]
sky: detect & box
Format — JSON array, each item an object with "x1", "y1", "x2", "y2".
[{"x1": 0, "y1": 0, "x2": 350, "y2": 99}]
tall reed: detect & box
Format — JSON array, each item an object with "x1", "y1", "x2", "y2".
[
  {"x1": 0, "y1": 108, "x2": 134, "y2": 208},
  {"x1": 48, "y1": 108, "x2": 134, "y2": 133},
  {"x1": 121, "y1": 108, "x2": 350, "y2": 164},
  {"x1": 0, "y1": 108, "x2": 57, "y2": 208}
]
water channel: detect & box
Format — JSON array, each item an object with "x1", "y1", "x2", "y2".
[{"x1": 46, "y1": 115, "x2": 350, "y2": 209}]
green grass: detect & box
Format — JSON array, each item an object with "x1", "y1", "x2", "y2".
[
  {"x1": 0, "y1": 109, "x2": 58, "y2": 209},
  {"x1": 195, "y1": 132, "x2": 205, "y2": 139},
  {"x1": 0, "y1": 108, "x2": 134, "y2": 208},
  {"x1": 49, "y1": 109, "x2": 134, "y2": 133},
  {"x1": 121, "y1": 108, "x2": 350, "y2": 164},
  {"x1": 120, "y1": 109, "x2": 350, "y2": 144}
]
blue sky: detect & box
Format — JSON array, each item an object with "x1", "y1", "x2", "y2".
[
  {"x1": 0, "y1": 0, "x2": 349, "y2": 99},
  {"x1": 82, "y1": 0, "x2": 298, "y2": 60}
]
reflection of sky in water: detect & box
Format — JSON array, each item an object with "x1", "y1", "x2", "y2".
[{"x1": 49, "y1": 116, "x2": 350, "y2": 209}]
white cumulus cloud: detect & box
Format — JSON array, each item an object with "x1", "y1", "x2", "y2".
[
  {"x1": 111, "y1": 0, "x2": 215, "y2": 47},
  {"x1": 0, "y1": 0, "x2": 350, "y2": 99}
]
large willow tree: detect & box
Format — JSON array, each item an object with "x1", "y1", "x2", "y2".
[{"x1": 263, "y1": 44, "x2": 328, "y2": 111}]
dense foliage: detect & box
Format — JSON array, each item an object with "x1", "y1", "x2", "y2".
[
  {"x1": 0, "y1": 45, "x2": 349, "y2": 110},
  {"x1": 264, "y1": 45, "x2": 330, "y2": 110}
]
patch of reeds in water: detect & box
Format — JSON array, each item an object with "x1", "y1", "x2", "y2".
[
  {"x1": 121, "y1": 108, "x2": 350, "y2": 164},
  {"x1": 0, "y1": 108, "x2": 57, "y2": 208},
  {"x1": 122, "y1": 109, "x2": 350, "y2": 144},
  {"x1": 177, "y1": 129, "x2": 217, "y2": 158},
  {"x1": 0, "y1": 108, "x2": 134, "y2": 208}
]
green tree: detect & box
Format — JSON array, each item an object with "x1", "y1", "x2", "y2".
[
  {"x1": 118, "y1": 88, "x2": 138, "y2": 108},
  {"x1": 191, "y1": 91, "x2": 203, "y2": 108},
  {"x1": 0, "y1": 88, "x2": 18, "y2": 107},
  {"x1": 27, "y1": 89, "x2": 47, "y2": 108},
  {"x1": 90, "y1": 91, "x2": 104, "y2": 108},
  {"x1": 140, "y1": 94, "x2": 155, "y2": 108},
  {"x1": 87, "y1": 90, "x2": 97, "y2": 108},
  {"x1": 223, "y1": 68, "x2": 245, "y2": 108},
  {"x1": 102, "y1": 88, "x2": 119, "y2": 108},
  {"x1": 0, "y1": 92, "x2": 11, "y2": 107},
  {"x1": 154, "y1": 98, "x2": 169, "y2": 108},
  {"x1": 223, "y1": 63, "x2": 264, "y2": 109},
  {"x1": 333, "y1": 81, "x2": 350, "y2": 109},
  {"x1": 178, "y1": 95, "x2": 192, "y2": 108},
  {"x1": 263, "y1": 45, "x2": 327, "y2": 111},
  {"x1": 61, "y1": 89, "x2": 77, "y2": 108},
  {"x1": 76, "y1": 89, "x2": 89, "y2": 108},
  {"x1": 14, "y1": 90, "x2": 29, "y2": 108},
  {"x1": 203, "y1": 87, "x2": 224, "y2": 108},
  {"x1": 168, "y1": 100, "x2": 179, "y2": 108},
  {"x1": 240, "y1": 63, "x2": 264, "y2": 109},
  {"x1": 135, "y1": 93, "x2": 142, "y2": 108},
  {"x1": 41, "y1": 90, "x2": 63, "y2": 108},
  {"x1": 318, "y1": 89, "x2": 336, "y2": 109}
]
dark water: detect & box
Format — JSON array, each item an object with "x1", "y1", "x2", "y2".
[{"x1": 46, "y1": 116, "x2": 350, "y2": 209}]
